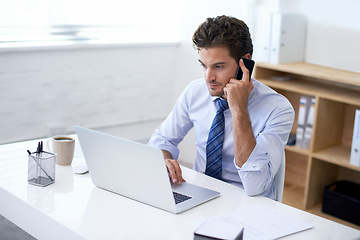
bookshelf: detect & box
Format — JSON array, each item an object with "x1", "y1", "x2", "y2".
[{"x1": 254, "y1": 62, "x2": 360, "y2": 229}]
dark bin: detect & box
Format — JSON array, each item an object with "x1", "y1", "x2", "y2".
[{"x1": 322, "y1": 180, "x2": 360, "y2": 226}]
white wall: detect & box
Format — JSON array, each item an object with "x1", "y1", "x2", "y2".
[
  {"x1": 287, "y1": 0, "x2": 360, "y2": 72},
  {"x1": 0, "y1": 0, "x2": 247, "y2": 149},
  {"x1": 0, "y1": 44, "x2": 177, "y2": 144}
]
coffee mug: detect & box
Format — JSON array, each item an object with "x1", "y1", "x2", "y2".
[{"x1": 50, "y1": 135, "x2": 75, "y2": 166}]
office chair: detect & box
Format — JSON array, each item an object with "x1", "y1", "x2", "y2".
[{"x1": 274, "y1": 153, "x2": 286, "y2": 202}]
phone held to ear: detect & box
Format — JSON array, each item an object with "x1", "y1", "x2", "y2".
[{"x1": 235, "y1": 58, "x2": 255, "y2": 81}]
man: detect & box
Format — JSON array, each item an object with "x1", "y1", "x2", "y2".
[{"x1": 148, "y1": 15, "x2": 294, "y2": 200}]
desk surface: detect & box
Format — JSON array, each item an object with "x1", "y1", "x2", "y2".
[{"x1": 1, "y1": 138, "x2": 359, "y2": 240}]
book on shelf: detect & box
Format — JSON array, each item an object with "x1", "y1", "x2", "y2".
[
  {"x1": 296, "y1": 96, "x2": 312, "y2": 149},
  {"x1": 350, "y1": 109, "x2": 360, "y2": 167}
]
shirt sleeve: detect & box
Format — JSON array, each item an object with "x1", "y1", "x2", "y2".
[
  {"x1": 235, "y1": 103, "x2": 295, "y2": 197},
  {"x1": 147, "y1": 83, "x2": 194, "y2": 160}
]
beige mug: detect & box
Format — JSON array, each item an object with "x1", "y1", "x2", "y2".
[{"x1": 50, "y1": 135, "x2": 75, "y2": 166}]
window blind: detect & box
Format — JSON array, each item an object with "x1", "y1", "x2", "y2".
[{"x1": 0, "y1": 0, "x2": 181, "y2": 44}]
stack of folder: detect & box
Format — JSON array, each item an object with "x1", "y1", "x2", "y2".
[
  {"x1": 296, "y1": 96, "x2": 316, "y2": 149},
  {"x1": 350, "y1": 109, "x2": 360, "y2": 167},
  {"x1": 268, "y1": 13, "x2": 306, "y2": 64}
]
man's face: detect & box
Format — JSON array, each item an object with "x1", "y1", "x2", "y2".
[{"x1": 198, "y1": 46, "x2": 238, "y2": 98}]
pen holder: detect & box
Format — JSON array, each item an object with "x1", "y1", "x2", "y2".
[{"x1": 28, "y1": 151, "x2": 56, "y2": 187}]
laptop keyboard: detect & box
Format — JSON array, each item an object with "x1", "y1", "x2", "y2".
[{"x1": 173, "y1": 191, "x2": 192, "y2": 204}]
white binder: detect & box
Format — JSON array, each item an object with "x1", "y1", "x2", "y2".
[
  {"x1": 269, "y1": 13, "x2": 306, "y2": 64},
  {"x1": 296, "y1": 96, "x2": 311, "y2": 149},
  {"x1": 303, "y1": 97, "x2": 316, "y2": 149},
  {"x1": 350, "y1": 109, "x2": 360, "y2": 167}
]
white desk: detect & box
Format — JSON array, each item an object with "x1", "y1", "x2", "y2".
[{"x1": 1, "y1": 138, "x2": 359, "y2": 240}]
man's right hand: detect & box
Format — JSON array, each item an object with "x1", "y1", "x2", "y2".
[
  {"x1": 164, "y1": 158, "x2": 186, "y2": 185},
  {"x1": 161, "y1": 149, "x2": 186, "y2": 185}
]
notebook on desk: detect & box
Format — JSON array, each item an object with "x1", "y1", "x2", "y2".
[{"x1": 75, "y1": 126, "x2": 220, "y2": 214}]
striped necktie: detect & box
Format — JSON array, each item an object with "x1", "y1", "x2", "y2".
[{"x1": 205, "y1": 98, "x2": 229, "y2": 180}]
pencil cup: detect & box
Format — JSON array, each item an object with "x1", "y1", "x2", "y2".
[{"x1": 28, "y1": 151, "x2": 56, "y2": 187}]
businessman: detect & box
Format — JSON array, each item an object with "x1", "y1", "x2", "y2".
[{"x1": 148, "y1": 16, "x2": 294, "y2": 200}]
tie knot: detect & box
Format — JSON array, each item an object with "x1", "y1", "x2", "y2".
[{"x1": 216, "y1": 98, "x2": 229, "y2": 112}]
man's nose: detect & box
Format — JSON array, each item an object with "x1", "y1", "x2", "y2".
[{"x1": 205, "y1": 68, "x2": 215, "y2": 81}]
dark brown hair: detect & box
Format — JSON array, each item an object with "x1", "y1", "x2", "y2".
[{"x1": 192, "y1": 15, "x2": 253, "y2": 63}]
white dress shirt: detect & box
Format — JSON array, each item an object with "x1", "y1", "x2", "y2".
[{"x1": 148, "y1": 78, "x2": 294, "y2": 200}]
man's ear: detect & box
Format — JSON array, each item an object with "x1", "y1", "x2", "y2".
[{"x1": 240, "y1": 53, "x2": 252, "y2": 63}]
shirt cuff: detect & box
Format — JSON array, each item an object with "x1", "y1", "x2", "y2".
[
  {"x1": 234, "y1": 143, "x2": 269, "y2": 172},
  {"x1": 148, "y1": 137, "x2": 180, "y2": 160}
]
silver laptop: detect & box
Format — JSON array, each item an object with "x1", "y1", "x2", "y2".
[{"x1": 75, "y1": 126, "x2": 220, "y2": 214}]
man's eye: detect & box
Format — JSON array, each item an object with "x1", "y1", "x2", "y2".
[{"x1": 215, "y1": 65, "x2": 223, "y2": 69}]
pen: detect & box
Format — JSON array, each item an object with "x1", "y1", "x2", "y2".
[
  {"x1": 36, "y1": 142, "x2": 42, "y2": 155},
  {"x1": 36, "y1": 142, "x2": 41, "y2": 183}
]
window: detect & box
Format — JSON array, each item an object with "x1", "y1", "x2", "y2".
[{"x1": 0, "y1": 0, "x2": 181, "y2": 46}]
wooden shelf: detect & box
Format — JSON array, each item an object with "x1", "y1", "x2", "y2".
[
  {"x1": 285, "y1": 145, "x2": 309, "y2": 156},
  {"x1": 312, "y1": 145, "x2": 360, "y2": 172},
  {"x1": 256, "y1": 62, "x2": 360, "y2": 88},
  {"x1": 258, "y1": 78, "x2": 360, "y2": 107},
  {"x1": 255, "y1": 62, "x2": 360, "y2": 229}
]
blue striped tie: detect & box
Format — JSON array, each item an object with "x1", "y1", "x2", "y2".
[{"x1": 205, "y1": 98, "x2": 229, "y2": 180}]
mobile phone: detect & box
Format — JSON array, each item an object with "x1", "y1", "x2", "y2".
[{"x1": 235, "y1": 58, "x2": 255, "y2": 81}]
